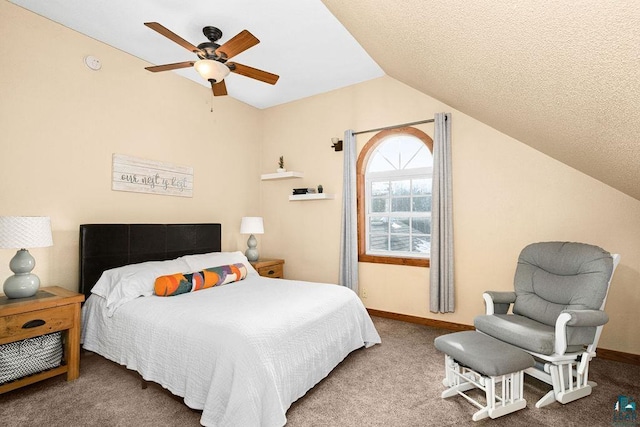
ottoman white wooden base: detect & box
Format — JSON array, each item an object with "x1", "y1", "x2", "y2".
[{"x1": 434, "y1": 331, "x2": 535, "y2": 421}]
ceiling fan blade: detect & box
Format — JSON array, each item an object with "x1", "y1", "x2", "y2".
[
  {"x1": 145, "y1": 61, "x2": 195, "y2": 72},
  {"x1": 144, "y1": 22, "x2": 201, "y2": 54},
  {"x1": 228, "y1": 62, "x2": 279, "y2": 85},
  {"x1": 215, "y1": 30, "x2": 259, "y2": 60},
  {"x1": 212, "y1": 80, "x2": 228, "y2": 96}
]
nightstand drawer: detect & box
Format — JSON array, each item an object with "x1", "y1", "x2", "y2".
[
  {"x1": 0, "y1": 304, "x2": 75, "y2": 345},
  {"x1": 256, "y1": 263, "x2": 283, "y2": 278}
]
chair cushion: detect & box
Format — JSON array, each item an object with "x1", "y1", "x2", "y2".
[
  {"x1": 474, "y1": 314, "x2": 594, "y2": 355},
  {"x1": 434, "y1": 331, "x2": 534, "y2": 377},
  {"x1": 512, "y1": 242, "x2": 613, "y2": 327},
  {"x1": 475, "y1": 314, "x2": 555, "y2": 355}
]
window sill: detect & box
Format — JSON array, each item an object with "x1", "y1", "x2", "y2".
[{"x1": 358, "y1": 254, "x2": 430, "y2": 267}]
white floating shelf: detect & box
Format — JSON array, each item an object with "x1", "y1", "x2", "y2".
[
  {"x1": 289, "y1": 193, "x2": 335, "y2": 201},
  {"x1": 261, "y1": 171, "x2": 304, "y2": 180}
]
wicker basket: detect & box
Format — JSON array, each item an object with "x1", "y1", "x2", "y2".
[{"x1": 0, "y1": 332, "x2": 63, "y2": 384}]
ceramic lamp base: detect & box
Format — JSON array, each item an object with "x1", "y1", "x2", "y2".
[
  {"x1": 4, "y1": 274, "x2": 40, "y2": 298},
  {"x1": 245, "y1": 234, "x2": 259, "y2": 262},
  {"x1": 3, "y1": 249, "x2": 40, "y2": 298}
]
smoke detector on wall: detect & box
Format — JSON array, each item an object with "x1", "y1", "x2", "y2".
[{"x1": 83, "y1": 55, "x2": 102, "y2": 71}]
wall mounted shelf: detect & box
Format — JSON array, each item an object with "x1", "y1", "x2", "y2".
[
  {"x1": 261, "y1": 171, "x2": 304, "y2": 180},
  {"x1": 289, "y1": 193, "x2": 335, "y2": 201}
]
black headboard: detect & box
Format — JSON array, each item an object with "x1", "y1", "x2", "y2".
[{"x1": 79, "y1": 223, "x2": 222, "y2": 300}]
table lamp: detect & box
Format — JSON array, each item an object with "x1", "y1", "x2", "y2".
[
  {"x1": 0, "y1": 216, "x2": 53, "y2": 298},
  {"x1": 240, "y1": 217, "x2": 264, "y2": 262}
]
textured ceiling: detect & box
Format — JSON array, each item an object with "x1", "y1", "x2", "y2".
[{"x1": 322, "y1": 0, "x2": 640, "y2": 201}]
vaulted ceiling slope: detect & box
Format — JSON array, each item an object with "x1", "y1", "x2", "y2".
[{"x1": 322, "y1": 0, "x2": 640, "y2": 201}]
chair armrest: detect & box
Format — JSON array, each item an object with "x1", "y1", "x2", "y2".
[
  {"x1": 554, "y1": 310, "x2": 609, "y2": 355},
  {"x1": 482, "y1": 291, "x2": 516, "y2": 315},
  {"x1": 561, "y1": 309, "x2": 609, "y2": 327}
]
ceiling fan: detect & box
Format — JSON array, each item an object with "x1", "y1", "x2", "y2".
[{"x1": 144, "y1": 22, "x2": 279, "y2": 96}]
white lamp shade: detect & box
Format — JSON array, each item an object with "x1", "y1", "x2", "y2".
[
  {"x1": 194, "y1": 59, "x2": 231, "y2": 82},
  {"x1": 0, "y1": 216, "x2": 53, "y2": 249},
  {"x1": 240, "y1": 217, "x2": 264, "y2": 235}
]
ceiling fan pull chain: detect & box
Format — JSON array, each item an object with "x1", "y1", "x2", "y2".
[{"x1": 210, "y1": 90, "x2": 214, "y2": 113}]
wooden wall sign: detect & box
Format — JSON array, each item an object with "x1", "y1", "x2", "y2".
[{"x1": 112, "y1": 154, "x2": 193, "y2": 198}]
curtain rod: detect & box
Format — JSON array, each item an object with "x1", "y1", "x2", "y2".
[{"x1": 352, "y1": 118, "x2": 435, "y2": 136}]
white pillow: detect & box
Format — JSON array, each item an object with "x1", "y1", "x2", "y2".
[
  {"x1": 180, "y1": 251, "x2": 259, "y2": 277},
  {"x1": 91, "y1": 258, "x2": 190, "y2": 316}
]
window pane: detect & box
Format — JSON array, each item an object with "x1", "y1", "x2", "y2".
[
  {"x1": 389, "y1": 217, "x2": 410, "y2": 234},
  {"x1": 368, "y1": 153, "x2": 395, "y2": 172},
  {"x1": 405, "y1": 148, "x2": 433, "y2": 169},
  {"x1": 412, "y1": 236, "x2": 431, "y2": 253},
  {"x1": 369, "y1": 217, "x2": 388, "y2": 233},
  {"x1": 412, "y1": 179, "x2": 432, "y2": 195},
  {"x1": 369, "y1": 234, "x2": 388, "y2": 251},
  {"x1": 398, "y1": 139, "x2": 426, "y2": 169},
  {"x1": 371, "y1": 198, "x2": 388, "y2": 213},
  {"x1": 391, "y1": 180, "x2": 410, "y2": 196},
  {"x1": 411, "y1": 217, "x2": 431, "y2": 234},
  {"x1": 376, "y1": 140, "x2": 401, "y2": 169},
  {"x1": 371, "y1": 181, "x2": 389, "y2": 196},
  {"x1": 391, "y1": 197, "x2": 410, "y2": 212},
  {"x1": 412, "y1": 196, "x2": 430, "y2": 212},
  {"x1": 390, "y1": 235, "x2": 410, "y2": 252}
]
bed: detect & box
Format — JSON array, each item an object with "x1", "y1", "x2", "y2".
[{"x1": 79, "y1": 223, "x2": 381, "y2": 427}]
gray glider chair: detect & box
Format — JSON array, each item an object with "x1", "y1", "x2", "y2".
[{"x1": 474, "y1": 242, "x2": 620, "y2": 408}]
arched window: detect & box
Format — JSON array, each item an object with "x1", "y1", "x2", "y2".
[{"x1": 357, "y1": 127, "x2": 433, "y2": 267}]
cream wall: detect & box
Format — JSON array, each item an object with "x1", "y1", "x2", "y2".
[
  {"x1": 0, "y1": 2, "x2": 263, "y2": 289},
  {"x1": 261, "y1": 76, "x2": 640, "y2": 355},
  {"x1": 2, "y1": 2, "x2": 639, "y2": 356}
]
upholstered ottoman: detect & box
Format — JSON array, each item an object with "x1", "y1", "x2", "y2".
[{"x1": 434, "y1": 331, "x2": 535, "y2": 421}]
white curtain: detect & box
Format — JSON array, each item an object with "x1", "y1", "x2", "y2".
[
  {"x1": 339, "y1": 130, "x2": 358, "y2": 293},
  {"x1": 430, "y1": 113, "x2": 454, "y2": 313}
]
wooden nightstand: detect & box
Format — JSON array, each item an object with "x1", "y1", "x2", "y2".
[
  {"x1": 0, "y1": 286, "x2": 84, "y2": 394},
  {"x1": 250, "y1": 259, "x2": 285, "y2": 279}
]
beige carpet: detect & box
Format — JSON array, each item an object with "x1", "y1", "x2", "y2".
[{"x1": 1, "y1": 316, "x2": 638, "y2": 426}]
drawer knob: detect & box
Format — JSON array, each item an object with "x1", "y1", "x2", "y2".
[
  {"x1": 268, "y1": 270, "x2": 275, "y2": 275},
  {"x1": 22, "y1": 319, "x2": 46, "y2": 329}
]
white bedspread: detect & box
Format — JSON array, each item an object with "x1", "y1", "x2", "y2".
[{"x1": 82, "y1": 276, "x2": 381, "y2": 427}]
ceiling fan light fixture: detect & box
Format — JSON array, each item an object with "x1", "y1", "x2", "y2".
[{"x1": 194, "y1": 59, "x2": 230, "y2": 82}]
